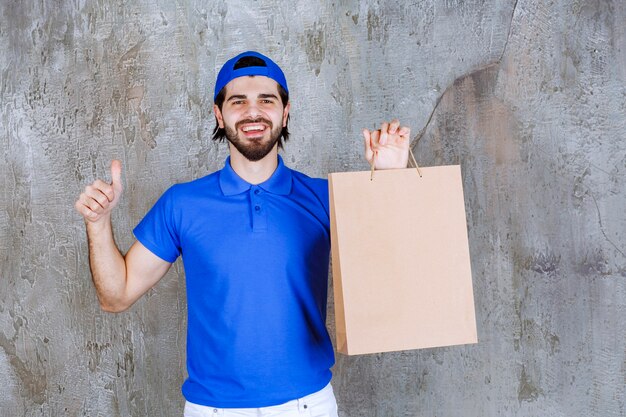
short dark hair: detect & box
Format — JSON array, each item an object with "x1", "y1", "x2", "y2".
[{"x1": 212, "y1": 56, "x2": 290, "y2": 148}]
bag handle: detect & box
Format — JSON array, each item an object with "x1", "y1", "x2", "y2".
[{"x1": 370, "y1": 148, "x2": 423, "y2": 181}]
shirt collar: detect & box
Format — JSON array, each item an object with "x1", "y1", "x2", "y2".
[{"x1": 219, "y1": 155, "x2": 293, "y2": 196}]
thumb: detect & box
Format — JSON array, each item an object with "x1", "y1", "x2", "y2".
[{"x1": 110, "y1": 160, "x2": 123, "y2": 191}]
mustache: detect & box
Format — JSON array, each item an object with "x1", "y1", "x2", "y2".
[{"x1": 235, "y1": 118, "x2": 273, "y2": 130}]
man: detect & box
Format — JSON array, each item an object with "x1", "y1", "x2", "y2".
[{"x1": 74, "y1": 51, "x2": 411, "y2": 416}]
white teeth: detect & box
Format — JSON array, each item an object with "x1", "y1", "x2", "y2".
[{"x1": 242, "y1": 125, "x2": 265, "y2": 132}]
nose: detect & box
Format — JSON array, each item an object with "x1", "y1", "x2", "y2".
[{"x1": 244, "y1": 102, "x2": 261, "y2": 119}]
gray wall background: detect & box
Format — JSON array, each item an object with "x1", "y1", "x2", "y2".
[{"x1": 1, "y1": 0, "x2": 625, "y2": 416}]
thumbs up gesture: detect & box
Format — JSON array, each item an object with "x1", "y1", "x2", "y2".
[{"x1": 75, "y1": 160, "x2": 124, "y2": 223}]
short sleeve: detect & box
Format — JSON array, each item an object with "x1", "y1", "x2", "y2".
[
  {"x1": 314, "y1": 178, "x2": 330, "y2": 215},
  {"x1": 133, "y1": 186, "x2": 181, "y2": 263}
]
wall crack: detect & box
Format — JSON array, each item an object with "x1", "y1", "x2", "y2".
[
  {"x1": 499, "y1": 0, "x2": 520, "y2": 63},
  {"x1": 412, "y1": 0, "x2": 519, "y2": 149},
  {"x1": 590, "y1": 191, "x2": 626, "y2": 259}
]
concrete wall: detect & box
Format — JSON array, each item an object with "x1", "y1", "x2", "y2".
[{"x1": 1, "y1": 0, "x2": 624, "y2": 416}]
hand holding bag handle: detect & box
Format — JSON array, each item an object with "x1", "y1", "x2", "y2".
[{"x1": 370, "y1": 147, "x2": 422, "y2": 180}]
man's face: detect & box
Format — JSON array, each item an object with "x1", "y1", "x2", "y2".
[{"x1": 214, "y1": 76, "x2": 290, "y2": 162}]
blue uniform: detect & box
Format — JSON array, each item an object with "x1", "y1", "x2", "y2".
[{"x1": 133, "y1": 156, "x2": 335, "y2": 408}]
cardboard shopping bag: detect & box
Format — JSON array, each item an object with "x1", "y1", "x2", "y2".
[{"x1": 328, "y1": 165, "x2": 477, "y2": 355}]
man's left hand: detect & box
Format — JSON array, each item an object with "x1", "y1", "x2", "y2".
[{"x1": 363, "y1": 119, "x2": 411, "y2": 170}]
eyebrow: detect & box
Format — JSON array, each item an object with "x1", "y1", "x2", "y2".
[
  {"x1": 258, "y1": 93, "x2": 279, "y2": 99},
  {"x1": 226, "y1": 94, "x2": 247, "y2": 102},
  {"x1": 226, "y1": 93, "x2": 279, "y2": 102}
]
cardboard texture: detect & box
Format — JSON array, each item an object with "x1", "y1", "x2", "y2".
[{"x1": 328, "y1": 166, "x2": 477, "y2": 355}]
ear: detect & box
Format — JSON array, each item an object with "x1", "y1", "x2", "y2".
[
  {"x1": 213, "y1": 104, "x2": 224, "y2": 128},
  {"x1": 282, "y1": 102, "x2": 291, "y2": 127}
]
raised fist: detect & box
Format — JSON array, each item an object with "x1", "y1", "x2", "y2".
[{"x1": 74, "y1": 160, "x2": 123, "y2": 223}]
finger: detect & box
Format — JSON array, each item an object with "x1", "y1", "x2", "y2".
[
  {"x1": 362, "y1": 129, "x2": 374, "y2": 162},
  {"x1": 370, "y1": 129, "x2": 381, "y2": 150},
  {"x1": 110, "y1": 160, "x2": 123, "y2": 192},
  {"x1": 75, "y1": 200, "x2": 98, "y2": 220},
  {"x1": 389, "y1": 119, "x2": 400, "y2": 134},
  {"x1": 83, "y1": 192, "x2": 107, "y2": 212},
  {"x1": 379, "y1": 122, "x2": 389, "y2": 145},
  {"x1": 92, "y1": 179, "x2": 115, "y2": 202},
  {"x1": 83, "y1": 186, "x2": 110, "y2": 210},
  {"x1": 83, "y1": 186, "x2": 109, "y2": 209},
  {"x1": 398, "y1": 126, "x2": 411, "y2": 138},
  {"x1": 79, "y1": 195, "x2": 103, "y2": 215}
]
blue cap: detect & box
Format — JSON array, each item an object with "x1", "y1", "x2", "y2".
[{"x1": 214, "y1": 51, "x2": 289, "y2": 101}]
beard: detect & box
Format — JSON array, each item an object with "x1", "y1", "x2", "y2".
[{"x1": 224, "y1": 117, "x2": 282, "y2": 162}]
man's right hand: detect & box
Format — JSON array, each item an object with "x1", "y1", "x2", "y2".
[
  {"x1": 74, "y1": 159, "x2": 173, "y2": 312},
  {"x1": 75, "y1": 160, "x2": 123, "y2": 223}
]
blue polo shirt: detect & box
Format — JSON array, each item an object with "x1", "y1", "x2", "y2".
[{"x1": 133, "y1": 156, "x2": 335, "y2": 408}]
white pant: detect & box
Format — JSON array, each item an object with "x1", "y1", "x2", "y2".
[{"x1": 183, "y1": 383, "x2": 339, "y2": 417}]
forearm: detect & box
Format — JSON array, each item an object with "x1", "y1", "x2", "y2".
[{"x1": 85, "y1": 216, "x2": 129, "y2": 312}]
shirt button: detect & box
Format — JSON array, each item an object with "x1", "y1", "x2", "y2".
[
  {"x1": 254, "y1": 205, "x2": 261, "y2": 212},
  {"x1": 254, "y1": 189, "x2": 260, "y2": 195}
]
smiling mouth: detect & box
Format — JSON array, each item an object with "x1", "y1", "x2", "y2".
[
  {"x1": 241, "y1": 124, "x2": 267, "y2": 133},
  {"x1": 237, "y1": 119, "x2": 272, "y2": 137}
]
